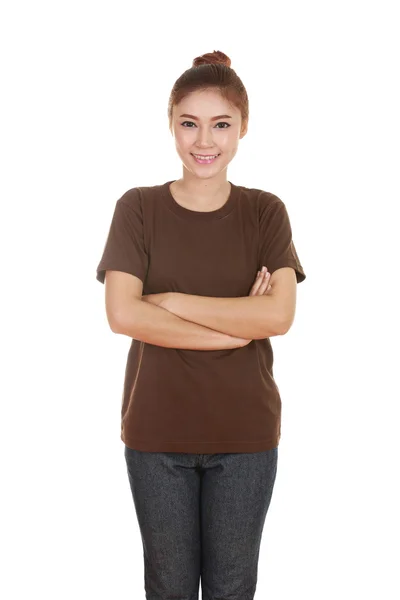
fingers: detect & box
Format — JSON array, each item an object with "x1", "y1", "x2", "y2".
[
  {"x1": 257, "y1": 270, "x2": 271, "y2": 294},
  {"x1": 250, "y1": 267, "x2": 271, "y2": 296}
]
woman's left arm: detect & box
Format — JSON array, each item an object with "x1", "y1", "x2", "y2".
[{"x1": 142, "y1": 269, "x2": 293, "y2": 340}]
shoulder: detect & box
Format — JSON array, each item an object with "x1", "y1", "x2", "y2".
[
  {"x1": 237, "y1": 184, "x2": 285, "y2": 211},
  {"x1": 117, "y1": 183, "x2": 165, "y2": 210}
]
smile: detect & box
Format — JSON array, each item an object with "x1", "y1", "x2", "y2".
[{"x1": 191, "y1": 153, "x2": 221, "y2": 164}]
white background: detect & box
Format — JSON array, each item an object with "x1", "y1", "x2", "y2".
[{"x1": 1, "y1": 1, "x2": 399, "y2": 598}]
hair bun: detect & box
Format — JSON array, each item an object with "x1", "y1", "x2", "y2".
[{"x1": 192, "y1": 50, "x2": 231, "y2": 68}]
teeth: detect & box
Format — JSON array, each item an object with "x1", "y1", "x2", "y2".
[{"x1": 193, "y1": 154, "x2": 219, "y2": 159}]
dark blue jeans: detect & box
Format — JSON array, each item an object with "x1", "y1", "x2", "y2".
[{"x1": 124, "y1": 445, "x2": 278, "y2": 600}]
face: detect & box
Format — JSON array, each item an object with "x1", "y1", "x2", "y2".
[{"x1": 171, "y1": 89, "x2": 247, "y2": 179}]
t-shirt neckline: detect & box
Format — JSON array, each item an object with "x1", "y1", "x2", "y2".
[{"x1": 162, "y1": 180, "x2": 239, "y2": 221}]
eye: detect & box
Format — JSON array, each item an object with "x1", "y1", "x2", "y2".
[{"x1": 181, "y1": 121, "x2": 231, "y2": 129}]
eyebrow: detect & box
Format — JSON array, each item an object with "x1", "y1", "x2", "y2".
[{"x1": 179, "y1": 113, "x2": 232, "y2": 121}]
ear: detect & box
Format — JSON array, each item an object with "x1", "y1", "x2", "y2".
[{"x1": 240, "y1": 122, "x2": 248, "y2": 138}]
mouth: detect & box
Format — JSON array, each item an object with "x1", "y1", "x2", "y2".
[{"x1": 191, "y1": 153, "x2": 221, "y2": 165}]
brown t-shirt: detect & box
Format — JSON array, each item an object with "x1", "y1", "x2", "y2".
[{"x1": 96, "y1": 180, "x2": 306, "y2": 453}]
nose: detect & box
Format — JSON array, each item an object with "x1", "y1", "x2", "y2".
[{"x1": 196, "y1": 126, "x2": 215, "y2": 148}]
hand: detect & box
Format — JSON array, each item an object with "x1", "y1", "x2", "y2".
[
  {"x1": 249, "y1": 266, "x2": 272, "y2": 297},
  {"x1": 238, "y1": 267, "x2": 272, "y2": 347}
]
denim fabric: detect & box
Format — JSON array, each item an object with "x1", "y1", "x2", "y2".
[{"x1": 124, "y1": 445, "x2": 278, "y2": 600}]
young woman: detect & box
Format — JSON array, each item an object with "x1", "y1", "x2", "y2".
[{"x1": 96, "y1": 50, "x2": 306, "y2": 600}]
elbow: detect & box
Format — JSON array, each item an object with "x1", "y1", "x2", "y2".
[
  {"x1": 110, "y1": 321, "x2": 121, "y2": 334},
  {"x1": 275, "y1": 323, "x2": 290, "y2": 336},
  {"x1": 109, "y1": 316, "x2": 122, "y2": 334},
  {"x1": 259, "y1": 321, "x2": 286, "y2": 339},
  {"x1": 270, "y1": 311, "x2": 295, "y2": 336},
  {"x1": 104, "y1": 301, "x2": 123, "y2": 333},
  {"x1": 107, "y1": 310, "x2": 126, "y2": 334},
  {"x1": 275, "y1": 314, "x2": 295, "y2": 336},
  {"x1": 108, "y1": 299, "x2": 142, "y2": 335}
]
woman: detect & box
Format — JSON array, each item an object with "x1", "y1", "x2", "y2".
[{"x1": 96, "y1": 50, "x2": 306, "y2": 600}]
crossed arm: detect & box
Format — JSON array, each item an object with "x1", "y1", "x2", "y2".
[{"x1": 142, "y1": 267, "x2": 297, "y2": 340}]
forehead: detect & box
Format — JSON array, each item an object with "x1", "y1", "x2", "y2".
[{"x1": 174, "y1": 89, "x2": 240, "y2": 118}]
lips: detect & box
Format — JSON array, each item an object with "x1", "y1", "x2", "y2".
[{"x1": 191, "y1": 153, "x2": 221, "y2": 165}]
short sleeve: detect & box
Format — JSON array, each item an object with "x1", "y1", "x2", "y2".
[
  {"x1": 96, "y1": 190, "x2": 149, "y2": 285},
  {"x1": 258, "y1": 196, "x2": 306, "y2": 284}
]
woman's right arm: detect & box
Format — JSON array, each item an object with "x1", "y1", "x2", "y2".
[
  {"x1": 112, "y1": 268, "x2": 272, "y2": 350},
  {"x1": 113, "y1": 298, "x2": 249, "y2": 350}
]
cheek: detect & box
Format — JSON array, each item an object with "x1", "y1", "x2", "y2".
[
  {"x1": 175, "y1": 130, "x2": 195, "y2": 149},
  {"x1": 221, "y1": 140, "x2": 238, "y2": 156},
  {"x1": 220, "y1": 129, "x2": 239, "y2": 146}
]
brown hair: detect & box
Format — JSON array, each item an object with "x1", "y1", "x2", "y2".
[{"x1": 168, "y1": 50, "x2": 249, "y2": 136}]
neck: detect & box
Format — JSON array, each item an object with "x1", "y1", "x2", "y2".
[{"x1": 175, "y1": 172, "x2": 230, "y2": 204}]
